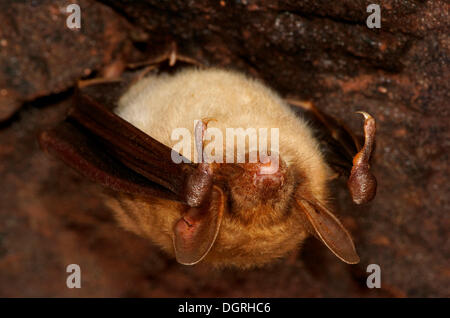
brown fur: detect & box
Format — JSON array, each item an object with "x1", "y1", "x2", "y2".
[{"x1": 106, "y1": 68, "x2": 340, "y2": 268}]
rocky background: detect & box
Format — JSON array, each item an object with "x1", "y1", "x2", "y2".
[{"x1": 0, "y1": 0, "x2": 448, "y2": 297}]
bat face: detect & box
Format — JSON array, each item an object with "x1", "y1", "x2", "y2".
[
  {"x1": 40, "y1": 67, "x2": 376, "y2": 268},
  {"x1": 223, "y1": 154, "x2": 293, "y2": 216},
  {"x1": 107, "y1": 156, "x2": 302, "y2": 268}
]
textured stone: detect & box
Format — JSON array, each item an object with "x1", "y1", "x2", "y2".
[
  {"x1": 0, "y1": 0, "x2": 448, "y2": 297},
  {"x1": 0, "y1": 0, "x2": 131, "y2": 121}
]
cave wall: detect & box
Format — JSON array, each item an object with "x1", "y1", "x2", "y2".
[{"x1": 0, "y1": 0, "x2": 448, "y2": 297}]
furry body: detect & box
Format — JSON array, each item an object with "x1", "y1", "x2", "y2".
[{"x1": 108, "y1": 68, "x2": 332, "y2": 267}]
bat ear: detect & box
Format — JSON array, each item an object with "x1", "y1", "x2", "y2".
[
  {"x1": 173, "y1": 185, "x2": 225, "y2": 265},
  {"x1": 296, "y1": 198, "x2": 360, "y2": 264}
]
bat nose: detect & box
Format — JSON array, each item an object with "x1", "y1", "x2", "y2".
[{"x1": 256, "y1": 155, "x2": 280, "y2": 175}]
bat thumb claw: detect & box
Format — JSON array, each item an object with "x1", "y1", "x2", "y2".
[
  {"x1": 355, "y1": 111, "x2": 372, "y2": 120},
  {"x1": 348, "y1": 111, "x2": 377, "y2": 204}
]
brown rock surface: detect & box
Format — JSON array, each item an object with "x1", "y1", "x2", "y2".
[
  {"x1": 0, "y1": 0, "x2": 448, "y2": 297},
  {"x1": 0, "y1": 0, "x2": 131, "y2": 121}
]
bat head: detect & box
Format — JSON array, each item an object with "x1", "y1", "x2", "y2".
[
  {"x1": 173, "y1": 149, "x2": 360, "y2": 267},
  {"x1": 220, "y1": 152, "x2": 295, "y2": 224}
]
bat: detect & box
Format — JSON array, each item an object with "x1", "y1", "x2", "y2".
[{"x1": 39, "y1": 66, "x2": 376, "y2": 268}]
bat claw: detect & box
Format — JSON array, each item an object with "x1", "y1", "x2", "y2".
[
  {"x1": 347, "y1": 111, "x2": 377, "y2": 204},
  {"x1": 355, "y1": 111, "x2": 372, "y2": 120},
  {"x1": 186, "y1": 120, "x2": 216, "y2": 207}
]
